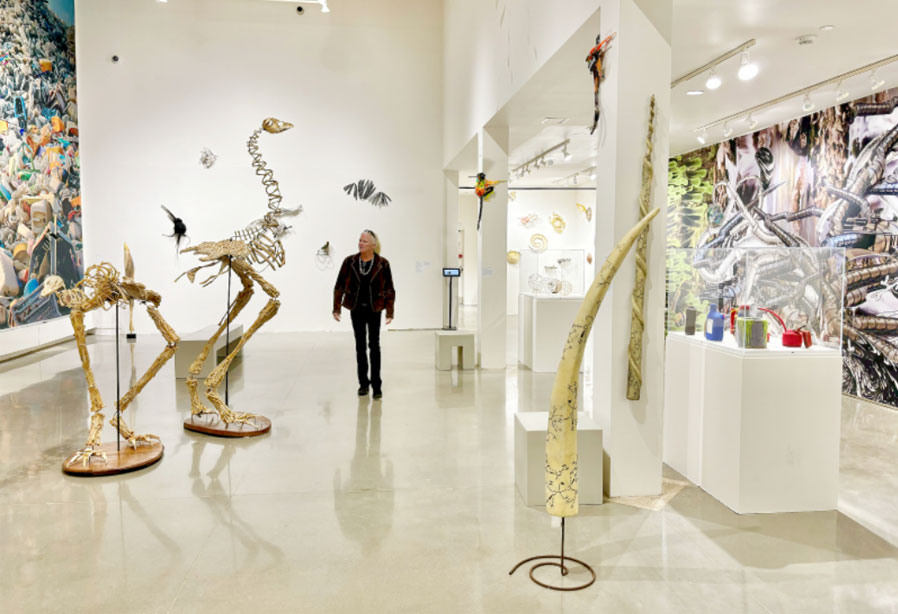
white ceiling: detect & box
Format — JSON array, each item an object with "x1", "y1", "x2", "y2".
[
  {"x1": 669, "y1": 0, "x2": 898, "y2": 155},
  {"x1": 495, "y1": 0, "x2": 898, "y2": 187}
]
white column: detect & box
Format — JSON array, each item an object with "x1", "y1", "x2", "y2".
[
  {"x1": 476, "y1": 127, "x2": 508, "y2": 369},
  {"x1": 442, "y1": 170, "x2": 460, "y2": 329},
  {"x1": 592, "y1": 0, "x2": 671, "y2": 497}
]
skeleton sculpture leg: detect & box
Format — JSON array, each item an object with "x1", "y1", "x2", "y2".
[
  {"x1": 186, "y1": 270, "x2": 255, "y2": 417},
  {"x1": 110, "y1": 305, "x2": 181, "y2": 447},
  {"x1": 68, "y1": 309, "x2": 109, "y2": 466},
  {"x1": 203, "y1": 259, "x2": 280, "y2": 425}
]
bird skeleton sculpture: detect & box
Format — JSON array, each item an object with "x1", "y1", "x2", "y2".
[
  {"x1": 177, "y1": 117, "x2": 299, "y2": 436},
  {"x1": 626, "y1": 95, "x2": 656, "y2": 401},
  {"x1": 510, "y1": 208, "x2": 660, "y2": 590},
  {"x1": 42, "y1": 258, "x2": 179, "y2": 473}
]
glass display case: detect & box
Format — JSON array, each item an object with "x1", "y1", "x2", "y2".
[
  {"x1": 519, "y1": 249, "x2": 585, "y2": 297},
  {"x1": 666, "y1": 247, "x2": 845, "y2": 350}
]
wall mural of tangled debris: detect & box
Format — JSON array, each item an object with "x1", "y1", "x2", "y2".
[
  {"x1": 0, "y1": 0, "x2": 81, "y2": 329},
  {"x1": 668, "y1": 86, "x2": 898, "y2": 408}
]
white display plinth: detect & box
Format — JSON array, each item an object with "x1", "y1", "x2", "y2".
[
  {"x1": 514, "y1": 411, "x2": 603, "y2": 507},
  {"x1": 434, "y1": 330, "x2": 475, "y2": 370},
  {"x1": 663, "y1": 332, "x2": 841, "y2": 513},
  {"x1": 518, "y1": 293, "x2": 583, "y2": 373}
]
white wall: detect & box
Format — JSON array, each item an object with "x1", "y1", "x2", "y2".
[
  {"x1": 458, "y1": 192, "x2": 479, "y2": 305},
  {"x1": 506, "y1": 188, "x2": 595, "y2": 315},
  {"x1": 76, "y1": 0, "x2": 443, "y2": 334}
]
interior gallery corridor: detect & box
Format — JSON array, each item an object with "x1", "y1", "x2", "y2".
[{"x1": 1, "y1": 330, "x2": 897, "y2": 613}]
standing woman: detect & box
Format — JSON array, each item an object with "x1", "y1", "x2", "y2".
[{"x1": 333, "y1": 230, "x2": 395, "y2": 399}]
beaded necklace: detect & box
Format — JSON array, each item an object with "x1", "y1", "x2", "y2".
[{"x1": 359, "y1": 257, "x2": 374, "y2": 275}]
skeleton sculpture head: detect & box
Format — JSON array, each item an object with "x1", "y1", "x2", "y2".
[{"x1": 262, "y1": 118, "x2": 294, "y2": 134}]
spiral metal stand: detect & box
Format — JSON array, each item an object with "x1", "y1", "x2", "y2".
[{"x1": 508, "y1": 518, "x2": 596, "y2": 591}]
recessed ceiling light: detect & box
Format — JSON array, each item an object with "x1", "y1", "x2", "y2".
[
  {"x1": 819, "y1": 25, "x2": 835, "y2": 31},
  {"x1": 686, "y1": 90, "x2": 704, "y2": 96}
]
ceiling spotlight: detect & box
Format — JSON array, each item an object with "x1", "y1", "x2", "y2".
[
  {"x1": 589, "y1": 169, "x2": 597, "y2": 180},
  {"x1": 571, "y1": 175, "x2": 579, "y2": 185},
  {"x1": 745, "y1": 113, "x2": 758, "y2": 129},
  {"x1": 563, "y1": 146, "x2": 572, "y2": 161},
  {"x1": 686, "y1": 90, "x2": 704, "y2": 96},
  {"x1": 722, "y1": 122, "x2": 733, "y2": 138},
  {"x1": 696, "y1": 128, "x2": 708, "y2": 145},
  {"x1": 802, "y1": 93, "x2": 815, "y2": 112},
  {"x1": 737, "y1": 51, "x2": 759, "y2": 81},
  {"x1": 705, "y1": 68, "x2": 722, "y2": 90},
  {"x1": 835, "y1": 81, "x2": 850, "y2": 102},
  {"x1": 870, "y1": 69, "x2": 886, "y2": 91},
  {"x1": 319, "y1": 0, "x2": 330, "y2": 12}
]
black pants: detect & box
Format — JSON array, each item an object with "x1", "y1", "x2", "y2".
[{"x1": 351, "y1": 305, "x2": 382, "y2": 390}]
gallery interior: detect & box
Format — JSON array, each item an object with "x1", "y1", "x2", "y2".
[{"x1": 3, "y1": 0, "x2": 898, "y2": 610}]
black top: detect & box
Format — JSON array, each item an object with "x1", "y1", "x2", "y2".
[{"x1": 357, "y1": 258, "x2": 373, "y2": 307}]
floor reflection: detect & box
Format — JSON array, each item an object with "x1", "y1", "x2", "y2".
[{"x1": 333, "y1": 395, "x2": 394, "y2": 555}]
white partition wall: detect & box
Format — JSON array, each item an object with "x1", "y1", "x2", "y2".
[
  {"x1": 442, "y1": 171, "x2": 460, "y2": 329},
  {"x1": 476, "y1": 128, "x2": 508, "y2": 369},
  {"x1": 591, "y1": 0, "x2": 671, "y2": 497}
]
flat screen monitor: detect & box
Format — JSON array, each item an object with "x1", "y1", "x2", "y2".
[{"x1": 442, "y1": 268, "x2": 461, "y2": 277}]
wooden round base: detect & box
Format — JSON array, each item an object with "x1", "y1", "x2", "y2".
[
  {"x1": 183, "y1": 413, "x2": 271, "y2": 438},
  {"x1": 62, "y1": 441, "x2": 164, "y2": 476}
]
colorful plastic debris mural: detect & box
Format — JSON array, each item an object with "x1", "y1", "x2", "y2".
[{"x1": 0, "y1": 0, "x2": 81, "y2": 328}]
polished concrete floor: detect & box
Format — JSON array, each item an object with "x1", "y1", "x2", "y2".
[{"x1": 1, "y1": 326, "x2": 898, "y2": 613}]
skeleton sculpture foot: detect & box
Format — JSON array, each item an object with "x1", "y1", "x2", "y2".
[
  {"x1": 109, "y1": 415, "x2": 161, "y2": 450},
  {"x1": 68, "y1": 445, "x2": 109, "y2": 468}
]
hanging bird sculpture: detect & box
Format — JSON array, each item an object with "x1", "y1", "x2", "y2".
[
  {"x1": 343, "y1": 179, "x2": 391, "y2": 207},
  {"x1": 474, "y1": 172, "x2": 505, "y2": 230},
  {"x1": 586, "y1": 32, "x2": 616, "y2": 135},
  {"x1": 161, "y1": 205, "x2": 188, "y2": 252}
]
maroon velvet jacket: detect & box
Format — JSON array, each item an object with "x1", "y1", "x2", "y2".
[{"x1": 333, "y1": 253, "x2": 396, "y2": 318}]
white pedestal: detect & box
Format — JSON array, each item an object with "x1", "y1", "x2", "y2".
[
  {"x1": 518, "y1": 293, "x2": 583, "y2": 373},
  {"x1": 174, "y1": 323, "x2": 244, "y2": 379},
  {"x1": 514, "y1": 411, "x2": 603, "y2": 507},
  {"x1": 434, "y1": 330, "x2": 475, "y2": 370},
  {"x1": 663, "y1": 333, "x2": 841, "y2": 513}
]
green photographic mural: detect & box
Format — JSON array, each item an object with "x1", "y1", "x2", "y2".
[{"x1": 668, "y1": 87, "x2": 898, "y2": 407}]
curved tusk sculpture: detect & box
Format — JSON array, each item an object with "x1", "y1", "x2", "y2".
[{"x1": 545, "y1": 207, "x2": 660, "y2": 518}]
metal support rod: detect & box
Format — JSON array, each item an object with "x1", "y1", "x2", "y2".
[
  {"x1": 447, "y1": 277, "x2": 454, "y2": 330},
  {"x1": 115, "y1": 305, "x2": 121, "y2": 453},
  {"x1": 560, "y1": 518, "x2": 566, "y2": 576},
  {"x1": 225, "y1": 256, "x2": 231, "y2": 406}
]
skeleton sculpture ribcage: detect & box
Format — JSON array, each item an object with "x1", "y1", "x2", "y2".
[{"x1": 232, "y1": 124, "x2": 301, "y2": 271}]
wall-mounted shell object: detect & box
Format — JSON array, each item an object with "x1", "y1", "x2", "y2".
[
  {"x1": 529, "y1": 233, "x2": 548, "y2": 252},
  {"x1": 506, "y1": 250, "x2": 521, "y2": 264}
]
